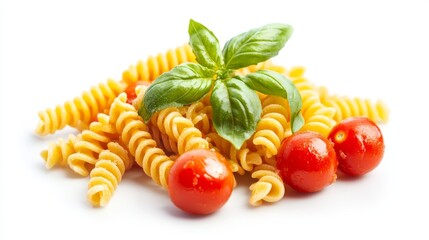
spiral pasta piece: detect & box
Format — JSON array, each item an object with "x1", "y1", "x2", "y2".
[
  {"x1": 67, "y1": 113, "x2": 118, "y2": 176},
  {"x1": 109, "y1": 93, "x2": 173, "y2": 188},
  {"x1": 287, "y1": 67, "x2": 337, "y2": 137},
  {"x1": 206, "y1": 132, "x2": 262, "y2": 174},
  {"x1": 317, "y1": 86, "x2": 389, "y2": 123},
  {"x1": 185, "y1": 101, "x2": 213, "y2": 134},
  {"x1": 249, "y1": 164, "x2": 285, "y2": 206},
  {"x1": 40, "y1": 134, "x2": 78, "y2": 169},
  {"x1": 123, "y1": 44, "x2": 196, "y2": 84},
  {"x1": 151, "y1": 106, "x2": 209, "y2": 155},
  {"x1": 87, "y1": 142, "x2": 133, "y2": 207},
  {"x1": 253, "y1": 95, "x2": 292, "y2": 158},
  {"x1": 36, "y1": 79, "x2": 126, "y2": 136},
  {"x1": 36, "y1": 44, "x2": 195, "y2": 136}
]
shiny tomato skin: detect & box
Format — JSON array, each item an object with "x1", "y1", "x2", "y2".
[
  {"x1": 168, "y1": 149, "x2": 234, "y2": 215},
  {"x1": 277, "y1": 131, "x2": 337, "y2": 193},
  {"x1": 124, "y1": 81, "x2": 150, "y2": 104},
  {"x1": 328, "y1": 117, "x2": 385, "y2": 176}
]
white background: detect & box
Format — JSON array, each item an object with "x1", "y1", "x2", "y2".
[{"x1": 1, "y1": 0, "x2": 429, "y2": 239}]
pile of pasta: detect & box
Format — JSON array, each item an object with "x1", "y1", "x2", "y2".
[{"x1": 37, "y1": 44, "x2": 389, "y2": 207}]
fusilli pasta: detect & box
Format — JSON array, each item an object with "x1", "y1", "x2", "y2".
[
  {"x1": 68, "y1": 113, "x2": 118, "y2": 176},
  {"x1": 40, "y1": 134, "x2": 78, "y2": 169},
  {"x1": 36, "y1": 79, "x2": 125, "y2": 136},
  {"x1": 249, "y1": 164, "x2": 285, "y2": 206},
  {"x1": 87, "y1": 142, "x2": 133, "y2": 207},
  {"x1": 253, "y1": 95, "x2": 292, "y2": 158},
  {"x1": 288, "y1": 67, "x2": 337, "y2": 137},
  {"x1": 317, "y1": 86, "x2": 389, "y2": 123},
  {"x1": 109, "y1": 93, "x2": 173, "y2": 188}
]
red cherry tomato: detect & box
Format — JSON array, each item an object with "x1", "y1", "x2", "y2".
[
  {"x1": 276, "y1": 131, "x2": 338, "y2": 193},
  {"x1": 328, "y1": 117, "x2": 385, "y2": 176},
  {"x1": 168, "y1": 149, "x2": 234, "y2": 215},
  {"x1": 124, "y1": 81, "x2": 150, "y2": 104}
]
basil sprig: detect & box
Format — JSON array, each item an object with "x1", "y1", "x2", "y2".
[{"x1": 139, "y1": 19, "x2": 304, "y2": 149}]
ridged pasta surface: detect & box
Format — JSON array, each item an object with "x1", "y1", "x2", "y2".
[
  {"x1": 318, "y1": 86, "x2": 389, "y2": 123},
  {"x1": 109, "y1": 93, "x2": 173, "y2": 188},
  {"x1": 87, "y1": 142, "x2": 132, "y2": 207},
  {"x1": 68, "y1": 113, "x2": 118, "y2": 176},
  {"x1": 40, "y1": 134, "x2": 78, "y2": 169},
  {"x1": 249, "y1": 164, "x2": 285, "y2": 206}
]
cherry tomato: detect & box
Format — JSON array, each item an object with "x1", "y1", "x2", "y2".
[
  {"x1": 276, "y1": 131, "x2": 337, "y2": 193},
  {"x1": 168, "y1": 149, "x2": 234, "y2": 215},
  {"x1": 328, "y1": 117, "x2": 385, "y2": 176},
  {"x1": 124, "y1": 81, "x2": 150, "y2": 104}
]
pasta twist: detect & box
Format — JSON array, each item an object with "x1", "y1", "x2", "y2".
[
  {"x1": 253, "y1": 95, "x2": 292, "y2": 158},
  {"x1": 122, "y1": 44, "x2": 196, "y2": 84},
  {"x1": 40, "y1": 134, "x2": 78, "y2": 169},
  {"x1": 151, "y1": 106, "x2": 209, "y2": 155},
  {"x1": 249, "y1": 164, "x2": 285, "y2": 206},
  {"x1": 36, "y1": 44, "x2": 195, "y2": 136},
  {"x1": 36, "y1": 79, "x2": 126, "y2": 136},
  {"x1": 109, "y1": 93, "x2": 173, "y2": 188},
  {"x1": 206, "y1": 132, "x2": 262, "y2": 174},
  {"x1": 317, "y1": 86, "x2": 389, "y2": 123},
  {"x1": 87, "y1": 142, "x2": 132, "y2": 207},
  {"x1": 68, "y1": 113, "x2": 118, "y2": 176},
  {"x1": 288, "y1": 67, "x2": 337, "y2": 137},
  {"x1": 185, "y1": 101, "x2": 213, "y2": 134},
  {"x1": 149, "y1": 124, "x2": 179, "y2": 155}
]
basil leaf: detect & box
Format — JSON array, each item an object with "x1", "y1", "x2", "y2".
[
  {"x1": 237, "y1": 70, "x2": 304, "y2": 132},
  {"x1": 189, "y1": 19, "x2": 224, "y2": 69},
  {"x1": 211, "y1": 78, "x2": 262, "y2": 149},
  {"x1": 223, "y1": 23, "x2": 293, "y2": 70},
  {"x1": 139, "y1": 62, "x2": 214, "y2": 122}
]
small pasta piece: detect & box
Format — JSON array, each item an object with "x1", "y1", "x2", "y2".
[
  {"x1": 149, "y1": 124, "x2": 179, "y2": 155},
  {"x1": 36, "y1": 79, "x2": 126, "y2": 136},
  {"x1": 109, "y1": 93, "x2": 173, "y2": 188},
  {"x1": 288, "y1": 67, "x2": 337, "y2": 137},
  {"x1": 68, "y1": 113, "x2": 118, "y2": 176},
  {"x1": 87, "y1": 142, "x2": 133, "y2": 207},
  {"x1": 123, "y1": 44, "x2": 196, "y2": 84},
  {"x1": 318, "y1": 86, "x2": 389, "y2": 123},
  {"x1": 152, "y1": 106, "x2": 209, "y2": 155},
  {"x1": 206, "y1": 132, "x2": 262, "y2": 174},
  {"x1": 253, "y1": 95, "x2": 292, "y2": 158},
  {"x1": 40, "y1": 134, "x2": 78, "y2": 169},
  {"x1": 36, "y1": 44, "x2": 195, "y2": 136},
  {"x1": 185, "y1": 101, "x2": 213, "y2": 134},
  {"x1": 249, "y1": 164, "x2": 285, "y2": 206}
]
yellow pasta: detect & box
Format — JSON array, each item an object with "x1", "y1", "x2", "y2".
[
  {"x1": 36, "y1": 44, "x2": 196, "y2": 136},
  {"x1": 87, "y1": 142, "x2": 133, "y2": 207},
  {"x1": 317, "y1": 86, "x2": 389, "y2": 123},
  {"x1": 185, "y1": 101, "x2": 213, "y2": 135},
  {"x1": 122, "y1": 44, "x2": 196, "y2": 84},
  {"x1": 40, "y1": 134, "x2": 77, "y2": 169},
  {"x1": 249, "y1": 164, "x2": 285, "y2": 206},
  {"x1": 288, "y1": 67, "x2": 337, "y2": 137},
  {"x1": 109, "y1": 93, "x2": 173, "y2": 188},
  {"x1": 68, "y1": 113, "x2": 118, "y2": 176},
  {"x1": 206, "y1": 132, "x2": 262, "y2": 174},
  {"x1": 151, "y1": 107, "x2": 209, "y2": 155},
  {"x1": 36, "y1": 79, "x2": 125, "y2": 136},
  {"x1": 253, "y1": 95, "x2": 292, "y2": 158}
]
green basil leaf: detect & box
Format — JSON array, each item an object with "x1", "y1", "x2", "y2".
[
  {"x1": 189, "y1": 19, "x2": 224, "y2": 69},
  {"x1": 139, "y1": 62, "x2": 214, "y2": 122},
  {"x1": 211, "y1": 78, "x2": 262, "y2": 149},
  {"x1": 223, "y1": 23, "x2": 293, "y2": 70},
  {"x1": 237, "y1": 70, "x2": 304, "y2": 132}
]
